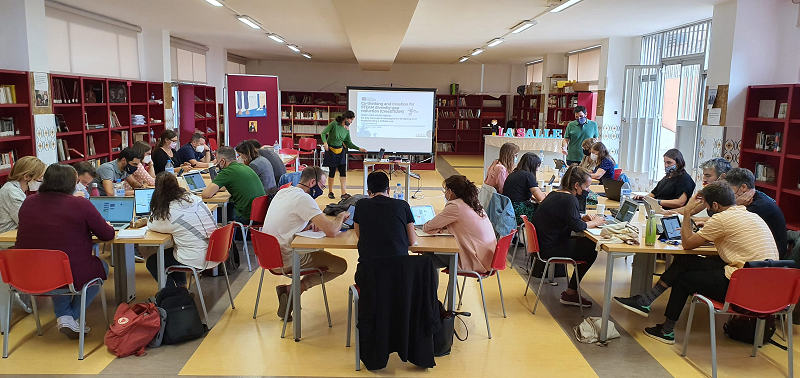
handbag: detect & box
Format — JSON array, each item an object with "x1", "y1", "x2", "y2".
[
  {"x1": 433, "y1": 300, "x2": 470, "y2": 357},
  {"x1": 574, "y1": 317, "x2": 620, "y2": 345}
]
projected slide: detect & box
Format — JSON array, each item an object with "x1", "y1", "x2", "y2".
[{"x1": 348, "y1": 87, "x2": 435, "y2": 154}]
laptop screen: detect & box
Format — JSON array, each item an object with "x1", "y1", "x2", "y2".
[
  {"x1": 662, "y1": 216, "x2": 681, "y2": 239},
  {"x1": 410, "y1": 205, "x2": 436, "y2": 226},
  {"x1": 616, "y1": 199, "x2": 638, "y2": 222},
  {"x1": 134, "y1": 188, "x2": 155, "y2": 215},
  {"x1": 184, "y1": 172, "x2": 206, "y2": 191},
  {"x1": 89, "y1": 197, "x2": 134, "y2": 223}
]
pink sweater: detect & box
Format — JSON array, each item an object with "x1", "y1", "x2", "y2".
[
  {"x1": 422, "y1": 199, "x2": 497, "y2": 272},
  {"x1": 484, "y1": 160, "x2": 509, "y2": 194}
]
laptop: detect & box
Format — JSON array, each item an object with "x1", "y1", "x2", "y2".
[
  {"x1": 342, "y1": 205, "x2": 356, "y2": 229},
  {"x1": 183, "y1": 172, "x2": 207, "y2": 193},
  {"x1": 642, "y1": 196, "x2": 662, "y2": 215},
  {"x1": 661, "y1": 215, "x2": 682, "y2": 241},
  {"x1": 553, "y1": 159, "x2": 567, "y2": 170},
  {"x1": 134, "y1": 188, "x2": 155, "y2": 216},
  {"x1": 89, "y1": 197, "x2": 134, "y2": 230},
  {"x1": 410, "y1": 205, "x2": 436, "y2": 228},
  {"x1": 602, "y1": 179, "x2": 625, "y2": 202},
  {"x1": 602, "y1": 198, "x2": 638, "y2": 225}
]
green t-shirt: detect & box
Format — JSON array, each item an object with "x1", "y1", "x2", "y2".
[
  {"x1": 321, "y1": 120, "x2": 359, "y2": 150},
  {"x1": 212, "y1": 162, "x2": 266, "y2": 220},
  {"x1": 564, "y1": 120, "x2": 599, "y2": 162}
]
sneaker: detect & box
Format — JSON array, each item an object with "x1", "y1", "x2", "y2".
[
  {"x1": 559, "y1": 291, "x2": 592, "y2": 308},
  {"x1": 644, "y1": 324, "x2": 675, "y2": 345},
  {"x1": 13, "y1": 293, "x2": 32, "y2": 314},
  {"x1": 134, "y1": 248, "x2": 145, "y2": 263},
  {"x1": 613, "y1": 296, "x2": 651, "y2": 317},
  {"x1": 328, "y1": 192, "x2": 335, "y2": 199},
  {"x1": 57, "y1": 316, "x2": 79, "y2": 339},
  {"x1": 276, "y1": 285, "x2": 293, "y2": 321}
]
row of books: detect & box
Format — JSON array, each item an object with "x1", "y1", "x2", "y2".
[
  {"x1": 456, "y1": 120, "x2": 474, "y2": 129},
  {"x1": 194, "y1": 112, "x2": 214, "y2": 119},
  {"x1": 757, "y1": 100, "x2": 788, "y2": 119},
  {"x1": 56, "y1": 138, "x2": 85, "y2": 162},
  {"x1": 0, "y1": 85, "x2": 17, "y2": 104},
  {"x1": 435, "y1": 142, "x2": 454, "y2": 152},
  {"x1": 458, "y1": 109, "x2": 481, "y2": 118},
  {"x1": 754, "y1": 162, "x2": 776, "y2": 183},
  {"x1": 0, "y1": 117, "x2": 17, "y2": 137},
  {"x1": 754, "y1": 132, "x2": 782, "y2": 152},
  {"x1": 52, "y1": 79, "x2": 79, "y2": 104},
  {"x1": 548, "y1": 95, "x2": 577, "y2": 108},
  {"x1": 0, "y1": 150, "x2": 17, "y2": 170},
  {"x1": 437, "y1": 98, "x2": 455, "y2": 107},
  {"x1": 292, "y1": 124, "x2": 327, "y2": 134},
  {"x1": 286, "y1": 95, "x2": 312, "y2": 104},
  {"x1": 194, "y1": 95, "x2": 214, "y2": 102},
  {"x1": 437, "y1": 110, "x2": 456, "y2": 119},
  {"x1": 295, "y1": 110, "x2": 329, "y2": 120}
]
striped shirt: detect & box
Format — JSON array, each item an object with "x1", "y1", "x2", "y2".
[{"x1": 697, "y1": 205, "x2": 779, "y2": 278}]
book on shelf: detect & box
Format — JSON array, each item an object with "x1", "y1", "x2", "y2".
[
  {"x1": 754, "y1": 162, "x2": 776, "y2": 183},
  {"x1": 194, "y1": 112, "x2": 204, "y2": 118},
  {"x1": 57, "y1": 138, "x2": 68, "y2": 161},
  {"x1": 53, "y1": 79, "x2": 79, "y2": 104},
  {"x1": 87, "y1": 135, "x2": 96, "y2": 156},
  {"x1": 458, "y1": 109, "x2": 480, "y2": 118},
  {"x1": 110, "y1": 111, "x2": 122, "y2": 128},
  {"x1": 457, "y1": 97, "x2": 467, "y2": 107},
  {"x1": 85, "y1": 84, "x2": 104, "y2": 103},
  {"x1": 529, "y1": 98, "x2": 538, "y2": 108},
  {"x1": 109, "y1": 83, "x2": 127, "y2": 103},
  {"x1": 0, "y1": 85, "x2": 17, "y2": 104},
  {"x1": 55, "y1": 114, "x2": 69, "y2": 132},
  {"x1": 778, "y1": 103, "x2": 788, "y2": 119},
  {"x1": 758, "y1": 100, "x2": 777, "y2": 118},
  {"x1": 87, "y1": 124, "x2": 105, "y2": 130},
  {"x1": 68, "y1": 148, "x2": 84, "y2": 158},
  {"x1": 0, "y1": 117, "x2": 16, "y2": 137},
  {"x1": 755, "y1": 132, "x2": 782, "y2": 151},
  {"x1": 436, "y1": 142, "x2": 454, "y2": 152},
  {"x1": 194, "y1": 95, "x2": 203, "y2": 102},
  {"x1": 0, "y1": 150, "x2": 18, "y2": 170},
  {"x1": 120, "y1": 130, "x2": 129, "y2": 149}
]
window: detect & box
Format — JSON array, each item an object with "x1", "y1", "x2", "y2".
[
  {"x1": 567, "y1": 48, "x2": 600, "y2": 82},
  {"x1": 170, "y1": 38, "x2": 207, "y2": 83},
  {"x1": 525, "y1": 61, "x2": 543, "y2": 83},
  {"x1": 640, "y1": 20, "x2": 711, "y2": 65},
  {"x1": 227, "y1": 61, "x2": 246, "y2": 74}
]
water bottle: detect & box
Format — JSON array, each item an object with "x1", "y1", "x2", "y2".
[
  {"x1": 165, "y1": 159, "x2": 174, "y2": 174},
  {"x1": 90, "y1": 183, "x2": 100, "y2": 197},
  {"x1": 621, "y1": 181, "x2": 632, "y2": 200},
  {"x1": 114, "y1": 179, "x2": 125, "y2": 197},
  {"x1": 394, "y1": 183, "x2": 404, "y2": 200},
  {"x1": 273, "y1": 141, "x2": 280, "y2": 154},
  {"x1": 645, "y1": 209, "x2": 658, "y2": 246},
  {"x1": 538, "y1": 150, "x2": 545, "y2": 166}
]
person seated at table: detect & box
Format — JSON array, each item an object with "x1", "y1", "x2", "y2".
[
  {"x1": 667, "y1": 157, "x2": 731, "y2": 216},
  {"x1": 723, "y1": 168, "x2": 787, "y2": 257},
  {"x1": 484, "y1": 142, "x2": 519, "y2": 194},
  {"x1": 262, "y1": 166, "x2": 349, "y2": 319},
  {"x1": 633, "y1": 148, "x2": 695, "y2": 210},
  {"x1": 152, "y1": 130, "x2": 190, "y2": 175},
  {"x1": 202, "y1": 146, "x2": 265, "y2": 224},
  {"x1": 613, "y1": 182, "x2": 779, "y2": 344},
  {"x1": 92, "y1": 147, "x2": 143, "y2": 196},
  {"x1": 0, "y1": 156, "x2": 46, "y2": 233},
  {"x1": 354, "y1": 171, "x2": 416, "y2": 261},
  {"x1": 177, "y1": 132, "x2": 213, "y2": 168},
  {"x1": 578, "y1": 138, "x2": 598, "y2": 170},
  {"x1": 503, "y1": 152, "x2": 547, "y2": 225},
  {"x1": 531, "y1": 166, "x2": 605, "y2": 308},
  {"x1": 73, "y1": 161, "x2": 97, "y2": 198},
  {"x1": 249, "y1": 139, "x2": 287, "y2": 185},
  {"x1": 588, "y1": 142, "x2": 615, "y2": 183},
  {"x1": 15, "y1": 163, "x2": 116, "y2": 338},
  {"x1": 124, "y1": 141, "x2": 156, "y2": 190},
  {"x1": 235, "y1": 140, "x2": 277, "y2": 195},
  {"x1": 146, "y1": 172, "x2": 218, "y2": 288},
  {"x1": 423, "y1": 175, "x2": 496, "y2": 273}
]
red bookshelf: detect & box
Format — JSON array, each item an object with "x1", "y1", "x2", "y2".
[
  {"x1": 0, "y1": 70, "x2": 35, "y2": 184},
  {"x1": 435, "y1": 94, "x2": 507, "y2": 155},
  {"x1": 546, "y1": 92, "x2": 597, "y2": 131},
  {"x1": 740, "y1": 84, "x2": 799, "y2": 230},
  {"x1": 279, "y1": 91, "x2": 347, "y2": 164},
  {"x1": 513, "y1": 95, "x2": 543, "y2": 130},
  {"x1": 178, "y1": 84, "x2": 217, "y2": 146}
]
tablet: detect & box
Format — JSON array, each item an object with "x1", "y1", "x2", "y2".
[{"x1": 661, "y1": 216, "x2": 682, "y2": 240}]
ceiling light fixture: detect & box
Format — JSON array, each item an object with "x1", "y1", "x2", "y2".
[
  {"x1": 566, "y1": 45, "x2": 601, "y2": 54},
  {"x1": 459, "y1": 56, "x2": 469, "y2": 63},
  {"x1": 510, "y1": 20, "x2": 537, "y2": 34},
  {"x1": 487, "y1": 38, "x2": 505, "y2": 47},
  {"x1": 526, "y1": 59, "x2": 544, "y2": 65},
  {"x1": 471, "y1": 48, "x2": 484, "y2": 56},
  {"x1": 301, "y1": 52, "x2": 312, "y2": 59},
  {"x1": 267, "y1": 33, "x2": 284, "y2": 43},
  {"x1": 237, "y1": 16, "x2": 260, "y2": 29},
  {"x1": 203, "y1": 0, "x2": 223, "y2": 6},
  {"x1": 287, "y1": 44, "x2": 301, "y2": 52},
  {"x1": 550, "y1": 0, "x2": 583, "y2": 13}
]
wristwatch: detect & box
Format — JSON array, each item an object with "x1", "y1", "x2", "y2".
[{"x1": 657, "y1": 199, "x2": 662, "y2": 206}]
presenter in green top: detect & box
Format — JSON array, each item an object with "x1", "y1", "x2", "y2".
[
  {"x1": 561, "y1": 105, "x2": 599, "y2": 166},
  {"x1": 321, "y1": 110, "x2": 367, "y2": 199}
]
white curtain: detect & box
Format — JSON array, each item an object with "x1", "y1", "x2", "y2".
[{"x1": 620, "y1": 65, "x2": 663, "y2": 182}]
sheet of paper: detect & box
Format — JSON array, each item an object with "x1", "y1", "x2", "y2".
[
  {"x1": 586, "y1": 228, "x2": 602, "y2": 236},
  {"x1": 117, "y1": 228, "x2": 147, "y2": 239},
  {"x1": 707, "y1": 108, "x2": 721, "y2": 125},
  {"x1": 632, "y1": 191, "x2": 649, "y2": 197},
  {"x1": 295, "y1": 230, "x2": 328, "y2": 239},
  {"x1": 414, "y1": 229, "x2": 452, "y2": 237}
]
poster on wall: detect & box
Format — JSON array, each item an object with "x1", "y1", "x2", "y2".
[
  {"x1": 235, "y1": 90, "x2": 267, "y2": 117},
  {"x1": 34, "y1": 114, "x2": 58, "y2": 165},
  {"x1": 33, "y1": 72, "x2": 50, "y2": 107},
  {"x1": 248, "y1": 120, "x2": 257, "y2": 133}
]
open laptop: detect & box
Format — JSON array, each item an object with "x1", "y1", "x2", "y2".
[
  {"x1": 183, "y1": 172, "x2": 207, "y2": 194},
  {"x1": 134, "y1": 188, "x2": 155, "y2": 216},
  {"x1": 89, "y1": 197, "x2": 134, "y2": 230},
  {"x1": 411, "y1": 205, "x2": 436, "y2": 228},
  {"x1": 602, "y1": 198, "x2": 638, "y2": 225},
  {"x1": 642, "y1": 195, "x2": 663, "y2": 215},
  {"x1": 602, "y1": 179, "x2": 625, "y2": 202}
]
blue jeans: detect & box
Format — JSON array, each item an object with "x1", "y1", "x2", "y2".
[{"x1": 52, "y1": 261, "x2": 109, "y2": 320}]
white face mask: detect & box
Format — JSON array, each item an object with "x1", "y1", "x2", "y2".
[
  {"x1": 75, "y1": 182, "x2": 89, "y2": 198},
  {"x1": 169, "y1": 141, "x2": 178, "y2": 149},
  {"x1": 143, "y1": 155, "x2": 152, "y2": 164},
  {"x1": 590, "y1": 153, "x2": 598, "y2": 161},
  {"x1": 28, "y1": 180, "x2": 42, "y2": 191},
  {"x1": 195, "y1": 145, "x2": 206, "y2": 153},
  {"x1": 236, "y1": 156, "x2": 244, "y2": 164}
]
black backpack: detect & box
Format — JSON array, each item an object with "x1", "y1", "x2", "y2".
[
  {"x1": 723, "y1": 315, "x2": 786, "y2": 350},
  {"x1": 155, "y1": 287, "x2": 207, "y2": 345}
]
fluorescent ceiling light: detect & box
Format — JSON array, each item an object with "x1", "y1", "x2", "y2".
[
  {"x1": 511, "y1": 20, "x2": 537, "y2": 34},
  {"x1": 526, "y1": 59, "x2": 543, "y2": 65},
  {"x1": 566, "y1": 45, "x2": 601, "y2": 54},
  {"x1": 204, "y1": 0, "x2": 223, "y2": 6},
  {"x1": 471, "y1": 48, "x2": 484, "y2": 56},
  {"x1": 287, "y1": 44, "x2": 300, "y2": 52},
  {"x1": 550, "y1": 0, "x2": 582, "y2": 13},
  {"x1": 301, "y1": 52, "x2": 312, "y2": 59},
  {"x1": 267, "y1": 34, "x2": 284, "y2": 43},
  {"x1": 237, "y1": 16, "x2": 260, "y2": 29},
  {"x1": 487, "y1": 38, "x2": 505, "y2": 47},
  {"x1": 459, "y1": 56, "x2": 469, "y2": 63}
]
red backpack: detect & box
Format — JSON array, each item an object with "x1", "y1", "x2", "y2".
[{"x1": 104, "y1": 302, "x2": 161, "y2": 357}]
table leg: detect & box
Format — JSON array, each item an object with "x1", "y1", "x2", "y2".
[
  {"x1": 446, "y1": 253, "x2": 458, "y2": 312},
  {"x1": 363, "y1": 164, "x2": 369, "y2": 196},
  {"x1": 113, "y1": 244, "x2": 137, "y2": 303},
  {"x1": 157, "y1": 243, "x2": 166, "y2": 290},
  {"x1": 292, "y1": 248, "x2": 302, "y2": 341},
  {"x1": 600, "y1": 252, "x2": 619, "y2": 343},
  {"x1": 404, "y1": 164, "x2": 410, "y2": 201},
  {"x1": 222, "y1": 203, "x2": 228, "y2": 225},
  {"x1": 630, "y1": 253, "x2": 656, "y2": 296}
]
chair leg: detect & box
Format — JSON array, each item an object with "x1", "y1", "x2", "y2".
[
  {"x1": 573, "y1": 263, "x2": 584, "y2": 318},
  {"x1": 346, "y1": 287, "x2": 353, "y2": 347},
  {"x1": 355, "y1": 294, "x2": 360, "y2": 371},
  {"x1": 524, "y1": 259, "x2": 536, "y2": 296},
  {"x1": 457, "y1": 276, "x2": 466, "y2": 310},
  {"x1": 31, "y1": 297, "x2": 42, "y2": 336},
  {"x1": 78, "y1": 288, "x2": 88, "y2": 360},
  {"x1": 221, "y1": 263, "x2": 235, "y2": 309},
  {"x1": 253, "y1": 269, "x2": 265, "y2": 319},
  {"x1": 3, "y1": 291, "x2": 11, "y2": 358},
  {"x1": 752, "y1": 318, "x2": 765, "y2": 357},
  {"x1": 510, "y1": 228, "x2": 521, "y2": 268},
  {"x1": 239, "y1": 225, "x2": 253, "y2": 272},
  {"x1": 778, "y1": 314, "x2": 787, "y2": 342},
  {"x1": 496, "y1": 272, "x2": 506, "y2": 318},
  {"x1": 280, "y1": 285, "x2": 293, "y2": 338},
  {"x1": 708, "y1": 305, "x2": 718, "y2": 378},
  {"x1": 99, "y1": 283, "x2": 109, "y2": 328},
  {"x1": 319, "y1": 272, "x2": 331, "y2": 328},
  {"x1": 681, "y1": 300, "x2": 697, "y2": 357},
  {"x1": 788, "y1": 310, "x2": 794, "y2": 378},
  {"x1": 192, "y1": 271, "x2": 209, "y2": 326},
  {"x1": 477, "y1": 276, "x2": 491, "y2": 339},
  {"x1": 531, "y1": 261, "x2": 550, "y2": 315}
]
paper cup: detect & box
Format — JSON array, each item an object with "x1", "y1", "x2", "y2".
[{"x1": 596, "y1": 203, "x2": 606, "y2": 215}]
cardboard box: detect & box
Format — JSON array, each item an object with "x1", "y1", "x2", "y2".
[{"x1": 571, "y1": 82, "x2": 590, "y2": 92}]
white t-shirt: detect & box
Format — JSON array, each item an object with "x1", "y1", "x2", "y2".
[
  {"x1": 147, "y1": 194, "x2": 219, "y2": 270},
  {"x1": 262, "y1": 186, "x2": 323, "y2": 266}
]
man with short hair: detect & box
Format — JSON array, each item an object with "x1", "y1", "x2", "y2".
[
  {"x1": 354, "y1": 172, "x2": 417, "y2": 262},
  {"x1": 202, "y1": 146, "x2": 265, "y2": 223},
  {"x1": 613, "y1": 182, "x2": 779, "y2": 344},
  {"x1": 263, "y1": 166, "x2": 349, "y2": 319},
  {"x1": 669, "y1": 157, "x2": 732, "y2": 216},
  {"x1": 562, "y1": 105, "x2": 599, "y2": 166},
  {"x1": 724, "y1": 167, "x2": 788, "y2": 257},
  {"x1": 92, "y1": 147, "x2": 142, "y2": 196},
  {"x1": 177, "y1": 133, "x2": 213, "y2": 168},
  {"x1": 74, "y1": 161, "x2": 96, "y2": 198}
]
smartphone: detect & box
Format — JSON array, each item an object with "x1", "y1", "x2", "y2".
[
  {"x1": 177, "y1": 168, "x2": 184, "y2": 177},
  {"x1": 548, "y1": 175, "x2": 556, "y2": 186}
]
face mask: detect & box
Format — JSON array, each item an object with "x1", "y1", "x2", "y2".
[
  {"x1": 76, "y1": 182, "x2": 89, "y2": 198},
  {"x1": 590, "y1": 153, "x2": 598, "y2": 161},
  {"x1": 125, "y1": 164, "x2": 138, "y2": 175},
  {"x1": 309, "y1": 185, "x2": 323, "y2": 199},
  {"x1": 28, "y1": 180, "x2": 42, "y2": 191},
  {"x1": 344, "y1": 121, "x2": 351, "y2": 127},
  {"x1": 195, "y1": 145, "x2": 206, "y2": 153},
  {"x1": 237, "y1": 156, "x2": 244, "y2": 164},
  {"x1": 169, "y1": 141, "x2": 178, "y2": 149},
  {"x1": 578, "y1": 117, "x2": 587, "y2": 125},
  {"x1": 665, "y1": 165, "x2": 677, "y2": 175},
  {"x1": 143, "y1": 155, "x2": 152, "y2": 164},
  {"x1": 583, "y1": 149, "x2": 591, "y2": 157}
]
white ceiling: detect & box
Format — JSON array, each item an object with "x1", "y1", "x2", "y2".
[{"x1": 54, "y1": 0, "x2": 725, "y2": 67}]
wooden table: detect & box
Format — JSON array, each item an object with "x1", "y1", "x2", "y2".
[{"x1": 289, "y1": 231, "x2": 460, "y2": 341}]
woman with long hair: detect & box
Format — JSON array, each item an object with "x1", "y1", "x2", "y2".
[
  {"x1": 423, "y1": 175, "x2": 497, "y2": 272},
  {"x1": 484, "y1": 142, "x2": 519, "y2": 194},
  {"x1": 633, "y1": 148, "x2": 696, "y2": 209},
  {"x1": 235, "y1": 139, "x2": 276, "y2": 194},
  {"x1": 531, "y1": 166, "x2": 605, "y2": 308},
  {"x1": 0, "y1": 156, "x2": 46, "y2": 233},
  {"x1": 578, "y1": 138, "x2": 598, "y2": 170},
  {"x1": 151, "y1": 130, "x2": 189, "y2": 174},
  {"x1": 588, "y1": 141, "x2": 616, "y2": 183},
  {"x1": 503, "y1": 152, "x2": 547, "y2": 224},
  {"x1": 146, "y1": 172, "x2": 218, "y2": 287},
  {"x1": 320, "y1": 110, "x2": 367, "y2": 199}
]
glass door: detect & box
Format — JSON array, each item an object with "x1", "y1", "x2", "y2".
[{"x1": 659, "y1": 59, "x2": 704, "y2": 173}]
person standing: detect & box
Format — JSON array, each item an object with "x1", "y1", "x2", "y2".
[
  {"x1": 320, "y1": 110, "x2": 367, "y2": 199},
  {"x1": 562, "y1": 106, "x2": 598, "y2": 166}
]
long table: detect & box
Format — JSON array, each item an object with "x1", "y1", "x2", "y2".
[{"x1": 289, "y1": 231, "x2": 460, "y2": 341}]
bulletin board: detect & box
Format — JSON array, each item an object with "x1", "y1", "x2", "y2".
[
  {"x1": 225, "y1": 74, "x2": 280, "y2": 147},
  {"x1": 703, "y1": 84, "x2": 729, "y2": 126}
]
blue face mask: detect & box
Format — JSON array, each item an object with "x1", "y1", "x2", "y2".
[
  {"x1": 578, "y1": 117, "x2": 587, "y2": 125},
  {"x1": 309, "y1": 185, "x2": 323, "y2": 199}
]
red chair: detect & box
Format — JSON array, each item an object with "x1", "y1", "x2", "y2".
[
  {"x1": 279, "y1": 183, "x2": 292, "y2": 190},
  {"x1": 281, "y1": 137, "x2": 294, "y2": 149},
  {"x1": 249, "y1": 230, "x2": 331, "y2": 338},
  {"x1": 682, "y1": 267, "x2": 800, "y2": 378},
  {"x1": 279, "y1": 148, "x2": 300, "y2": 172},
  {"x1": 613, "y1": 168, "x2": 622, "y2": 180},
  {"x1": 297, "y1": 137, "x2": 319, "y2": 166},
  {"x1": 444, "y1": 230, "x2": 515, "y2": 339},
  {"x1": 521, "y1": 215, "x2": 588, "y2": 317},
  {"x1": 208, "y1": 137, "x2": 218, "y2": 152},
  {"x1": 0, "y1": 249, "x2": 109, "y2": 360},
  {"x1": 164, "y1": 223, "x2": 236, "y2": 326},
  {"x1": 232, "y1": 195, "x2": 270, "y2": 272}
]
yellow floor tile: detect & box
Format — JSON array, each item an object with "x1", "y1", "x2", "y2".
[{"x1": 440, "y1": 155, "x2": 484, "y2": 168}]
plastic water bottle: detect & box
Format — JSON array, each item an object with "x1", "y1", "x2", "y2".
[
  {"x1": 90, "y1": 183, "x2": 100, "y2": 197},
  {"x1": 273, "y1": 141, "x2": 280, "y2": 154},
  {"x1": 539, "y1": 150, "x2": 545, "y2": 165},
  {"x1": 645, "y1": 210, "x2": 657, "y2": 246},
  {"x1": 114, "y1": 179, "x2": 125, "y2": 197},
  {"x1": 621, "y1": 181, "x2": 632, "y2": 200},
  {"x1": 394, "y1": 183, "x2": 404, "y2": 200},
  {"x1": 165, "y1": 159, "x2": 174, "y2": 174}
]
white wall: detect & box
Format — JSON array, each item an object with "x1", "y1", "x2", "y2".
[
  {"x1": 773, "y1": 2, "x2": 800, "y2": 84},
  {"x1": 245, "y1": 60, "x2": 523, "y2": 94},
  {"x1": 0, "y1": 0, "x2": 48, "y2": 72}
]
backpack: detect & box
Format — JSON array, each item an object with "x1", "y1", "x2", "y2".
[
  {"x1": 723, "y1": 315, "x2": 786, "y2": 350},
  {"x1": 147, "y1": 306, "x2": 168, "y2": 348},
  {"x1": 155, "y1": 287, "x2": 207, "y2": 344},
  {"x1": 104, "y1": 302, "x2": 162, "y2": 357}
]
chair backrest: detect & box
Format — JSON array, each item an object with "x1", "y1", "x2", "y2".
[
  {"x1": 725, "y1": 267, "x2": 800, "y2": 314},
  {"x1": 205, "y1": 223, "x2": 235, "y2": 264},
  {"x1": 249, "y1": 195, "x2": 270, "y2": 223},
  {"x1": 281, "y1": 137, "x2": 294, "y2": 149},
  {"x1": 250, "y1": 229, "x2": 285, "y2": 271},
  {"x1": 298, "y1": 137, "x2": 317, "y2": 152},
  {"x1": 208, "y1": 137, "x2": 218, "y2": 152},
  {"x1": 0, "y1": 249, "x2": 75, "y2": 294},
  {"x1": 279, "y1": 148, "x2": 299, "y2": 156},
  {"x1": 520, "y1": 215, "x2": 540, "y2": 254},
  {"x1": 613, "y1": 168, "x2": 622, "y2": 180},
  {"x1": 279, "y1": 182, "x2": 292, "y2": 190},
  {"x1": 490, "y1": 229, "x2": 516, "y2": 271}
]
